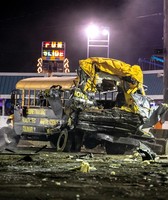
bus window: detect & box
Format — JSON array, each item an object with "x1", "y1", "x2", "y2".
[
  {"x1": 35, "y1": 90, "x2": 40, "y2": 106},
  {"x1": 24, "y1": 90, "x2": 29, "y2": 106},
  {"x1": 30, "y1": 90, "x2": 36, "y2": 106},
  {"x1": 11, "y1": 89, "x2": 22, "y2": 107},
  {"x1": 15, "y1": 76, "x2": 77, "y2": 108}
]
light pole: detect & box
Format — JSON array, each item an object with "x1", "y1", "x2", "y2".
[
  {"x1": 164, "y1": 0, "x2": 168, "y2": 103},
  {"x1": 86, "y1": 24, "x2": 110, "y2": 58}
]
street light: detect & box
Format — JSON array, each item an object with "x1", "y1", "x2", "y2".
[{"x1": 86, "y1": 24, "x2": 110, "y2": 58}]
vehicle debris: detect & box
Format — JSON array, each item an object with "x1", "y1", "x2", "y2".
[
  {"x1": 79, "y1": 161, "x2": 90, "y2": 173},
  {"x1": 1, "y1": 57, "x2": 168, "y2": 156},
  {"x1": 0, "y1": 144, "x2": 48, "y2": 163},
  {"x1": 74, "y1": 152, "x2": 94, "y2": 159}
]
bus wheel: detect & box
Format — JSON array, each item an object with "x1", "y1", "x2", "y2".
[
  {"x1": 56, "y1": 129, "x2": 72, "y2": 152},
  {"x1": 0, "y1": 127, "x2": 20, "y2": 150}
]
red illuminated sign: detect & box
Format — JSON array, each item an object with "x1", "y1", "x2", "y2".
[{"x1": 41, "y1": 41, "x2": 65, "y2": 61}]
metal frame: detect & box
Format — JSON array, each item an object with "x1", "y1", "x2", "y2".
[{"x1": 87, "y1": 28, "x2": 110, "y2": 58}]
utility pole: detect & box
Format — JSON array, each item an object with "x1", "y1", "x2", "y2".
[{"x1": 164, "y1": 0, "x2": 168, "y2": 103}]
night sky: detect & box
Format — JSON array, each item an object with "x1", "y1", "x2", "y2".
[{"x1": 0, "y1": 0, "x2": 163, "y2": 72}]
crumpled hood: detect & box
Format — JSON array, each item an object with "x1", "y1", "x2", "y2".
[{"x1": 79, "y1": 57, "x2": 143, "y2": 84}]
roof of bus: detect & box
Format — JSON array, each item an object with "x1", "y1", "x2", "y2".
[{"x1": 16, "y1": 76, "x2": 78, "y2": 90}]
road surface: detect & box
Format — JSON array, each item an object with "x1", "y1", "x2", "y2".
[{"x1": 0, "y1": 142, "x2": 168, "y2": 200}]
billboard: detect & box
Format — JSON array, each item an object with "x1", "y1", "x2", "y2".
[{"x1": 41, "y1": 41, "x2": 65, "y2": 61}]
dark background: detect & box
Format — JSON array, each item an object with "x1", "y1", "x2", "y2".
[{"x1": 0, "y1": 0, "x2": 163, "y2": 72}]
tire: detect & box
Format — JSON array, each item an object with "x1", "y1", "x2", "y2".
[
  {"x1": 105, "y1": 142, "x2": 127, "y2": 155},
  {"x1": 50, "y1": 129, "x2": 72, "y2": 152},
  {"x1": 0, "y1": 127, "x2": 20, "y2": 150}
]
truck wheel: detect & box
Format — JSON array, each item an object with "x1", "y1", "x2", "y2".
[
  {"x1": 0, "y1": 127, "x2": 20, "y2": 150},
  {"x1": 105, "y1": 142, "x2": 127, "y2": 155}
]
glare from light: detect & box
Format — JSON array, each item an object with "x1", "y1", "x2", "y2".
[
  {"x1": 86, "y1": 24, "x2": 110, "y2": 58},
  {"x1": 102, "y1": 29, "x2": 109, "y2": 36},
  {"x1": 86, "y1": 24, "x2": 99, "y2": 38}
]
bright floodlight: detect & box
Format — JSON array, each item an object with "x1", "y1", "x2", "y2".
[
  {"x1": 102, "y1": 28, "x2": 109, "y2": 36},
  {"x1": 86, "y1": 24, "x2": 99, "y2": 38},
  {"x1": 86, "y1": 24, "x2": 110, "y2": 58}
]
